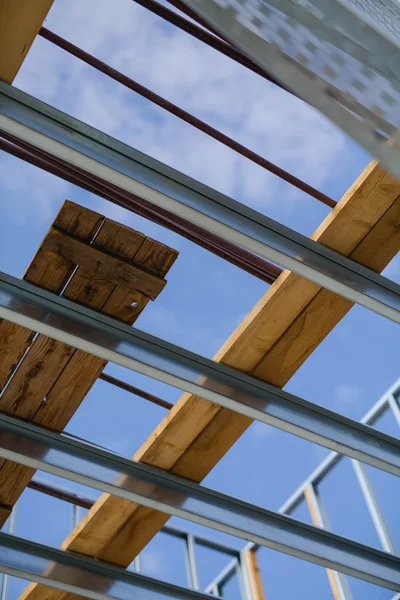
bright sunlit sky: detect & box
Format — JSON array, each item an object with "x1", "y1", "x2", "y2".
[{"x1": 0, "y1": 1, "x2": 400, "y2": 599}]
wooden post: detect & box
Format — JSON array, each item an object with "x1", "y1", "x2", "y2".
[
  {"x1": 242, "y1": 548, "x2": 266, "y2": 600},
  {"x1": 304, "y1": 486, "x2": 349, "y2": 600}
]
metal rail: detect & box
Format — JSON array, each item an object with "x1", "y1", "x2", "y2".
[
  {"x1": 98, "y1": 373, "x2": 173, "y2": 410},
  {"x1": 1, "y1": 85, "x2": 400, "y2": 324},
  {"x1": 26, "y1": 478, "x2": 240, "y2": 556},
  {"x1": 0, "y1": 412, "x2": 399, "y2": 591},
  {"x1": 20, "y1": 380, "x2": 400, "y2": 600},
  {"x1": 24, "y1": 479, "x2": 244, "y2": 597},
  {"x1": 130, "y1": 0, "x2": 286, "y2": 90},
  {"x1": 0, "y1": 133, "x2": 281, "y2": 286},
  {"x1": 38, "y1": 27, "x2": 335, "y2": 209},
  {"x1": 0, "y1": 531, "x2": 219, "y2": 600},
  {"x1": 1, "y1": 270, "x2": 400, "y2": 475}
]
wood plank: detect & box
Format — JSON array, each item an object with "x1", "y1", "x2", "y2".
[
  {"x1": 0, "y1": 202, "x2": 176, "y2": 513},
  {"x1": 0, "y1": 336, "x2": 74, "y2": 419},
  {"x1": 304, "y1": 487, "x2": 342, "y2": 600},
  {"x1": 0, "y1": 0, "x2": 54, "y2": 84},
  {"x1": 0, "y1": 323, "x2": 34, "y2": 393},
  {"x1": 0, "y1": 202, "x2": 104, "y2": 392},
  {"x1": 42, "y1": 227, "x2": 166, "y2": 299},
  {"x1": 133, "y1": 237, "x2": 179, "y2": 277},
  {"x1": 243, "y1": 549, "x2": 266, "y2": 600},
  {"x1": 19, "y1": 162, "x2": 400, "y2": 600}
]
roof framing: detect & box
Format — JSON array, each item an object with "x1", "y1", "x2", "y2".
[
  {"x1": 19, "y1": 159, "x2": 400, "y2": 600},
  {"x1": 0, "y1": 200, "x2": 177, "y2": 526},
  {"x1": 2, "y1": 84, "x2": 400, "y2": 323},
  {"x1": 0, "y1": 2, "x2": 399, "y2": 599}
]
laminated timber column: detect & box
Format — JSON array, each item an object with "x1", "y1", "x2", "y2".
[
  {"x1": 0, "y1": 200, "x2": 177, "y2": 523},
  {"x1": 20, "y1": 160, "x2": 400, "y2": 600},
  {"x1": 0, "y1": 0, "x2": 54, "y2": 84}
]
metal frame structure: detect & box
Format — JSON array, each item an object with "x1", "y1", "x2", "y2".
[
  {"x1": 0, "y1": 530, "x2": 229, "y2": 600},
  {"x1": 1, "y1": 377, "x2": 399, "y2": 600},
  {"x1": 2, "y1": 84, "x2": 400, "y2": 324},
  {"x1": 0, "y1": 480, "x2": 248, "y2": 600},
  {"x1": 0, "y1": 410, "x2": 399, "y2": 591},
  {"x1": 0, "y1": 2, "x2": 400, "y2": 599},
  {"x1": 181, "y1": 0, "x2": 400, "y2": 181},
  {"x1": 209, "y1": 377, "x2": 400, "y2": 599},
  {"x1": 37, "y1": 26, "x2": 336, "y2": 209},
  {"x1": 98, "y1": 372, "x2": 174, "y2": 411},
  {"x1": 1, "y1": 270, "x2": 400, "y2": 477}
]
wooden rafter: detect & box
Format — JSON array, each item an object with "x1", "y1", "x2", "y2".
[
  {"x1": 0, "y1": 0, "x2": 54, "y2": 84},
  {"x1": 19, "y1": 160, "x2": 400, "y2": 600},
  {"x1": 0, "y1": 200, "x2": 177, "y2": 523}
]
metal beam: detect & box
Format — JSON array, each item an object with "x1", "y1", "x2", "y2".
[
  {"x1": 26, "y1": 480, "x2": 241, "y2": 559},
  {"x1": 1, "y1": 270, "x2": 400, "y2": 477},
  {"x1": 0, "y1": 531, "x2": 215, "y2": 600},
  {"x1": 0, "y1": 134, "x2": 282, "y2": 286},
  {"x1": 241, "y1": 381, "x2": 400, "y2": 564},
  {"x1": 185, "y1": 534, "x2": 200, "y2": 590},
  {"x1": 180, "y1": 0, "x2": 400, "y2": 180},
  {"x1": 98, "y1": 372, "x2": 173, "y2": 410},
  {"x1": 1, "y1": 85, "x2": 400, "y2": 324},
  {"x1": 205, "y1": 561, "x2": 238, "y2": 594},
  {"x1": 0, "y1": 413, "x2": 399, "y2": 591},
  {"x1": 38, "y1": 26, "x2": 335, "y2": 209},
  {"x1": 162, "y1": 525, "x2": 240, "y2": 556},
  {"x1": 352, "y1": 461, "x2": 397, "y2": 555}
]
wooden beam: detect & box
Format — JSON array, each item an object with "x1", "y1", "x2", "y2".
[
  {"x1": 0, "y1": 200, "x2": 177, "y2": 517},
  {"x1": 0, "y1": 0, "x2": 54, "y2": 84},
  {"x1": 304, "y1": 487, "x2": 342, "y2": 600},
  {"x1": 41, "y1": 227, "x2": 167, "y2": 299},
  {"x1": 242, "y1": 549, "x2": 266, "y2": 600},
  {"x1": 19, "y1": 161, "x2": 400, "y2": 600}
]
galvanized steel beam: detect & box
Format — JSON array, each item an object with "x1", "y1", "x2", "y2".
[
  {"x1": 0, "y1": 531, "x2": 216, "y2": 600},
  {"x1": 1, "y1": 84, "x2": 400, "y2": 323},
  {"x1": 1, "y1": 270, "x2": 400, "y2": 476},
  {"x1": 0, "y1": 413, "x2": 399, "y2": 591}
]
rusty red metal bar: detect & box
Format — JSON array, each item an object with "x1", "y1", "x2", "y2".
[
  {"x1": 39, "y1": 27, "x2": 335, "y2": 209},
  {"x1": 130, "y1": 0, "x2": 283, "y2": 88},
  {"x1": 99, "y1": 373, "x2": 173, "y2": 410},
  {"x1": 165, "y1": 0, "x2": 231, "y2": 40},
  {"x1": 28, "y1": 479, "x2": 94, "y2": 510},
  {"x1": 0, "y1": 133, "x2": 282, "y2": 284}
]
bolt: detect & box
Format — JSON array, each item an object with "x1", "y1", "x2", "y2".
[{"x1": 130, "y1": 301, "x2": 139, "y2": 309}]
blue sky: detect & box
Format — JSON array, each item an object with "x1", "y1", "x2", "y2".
[{"x1": 0, "y1": 0, "x2": 399, "y2": 598}]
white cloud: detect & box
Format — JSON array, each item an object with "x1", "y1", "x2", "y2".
[
  {"x1": 6, "y1": 0, "x2": 353, "y2": 227},
  {"x1": 334, "y1": 384, "x2": 365, "y2": 409}
]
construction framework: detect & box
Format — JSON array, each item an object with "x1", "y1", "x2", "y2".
[
  {"x1": 0, "y1": 376, "x2": 399, "y2": 600},
  {"x1": 0, "y1": 2, "x2": 399, "y2": 600}
]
